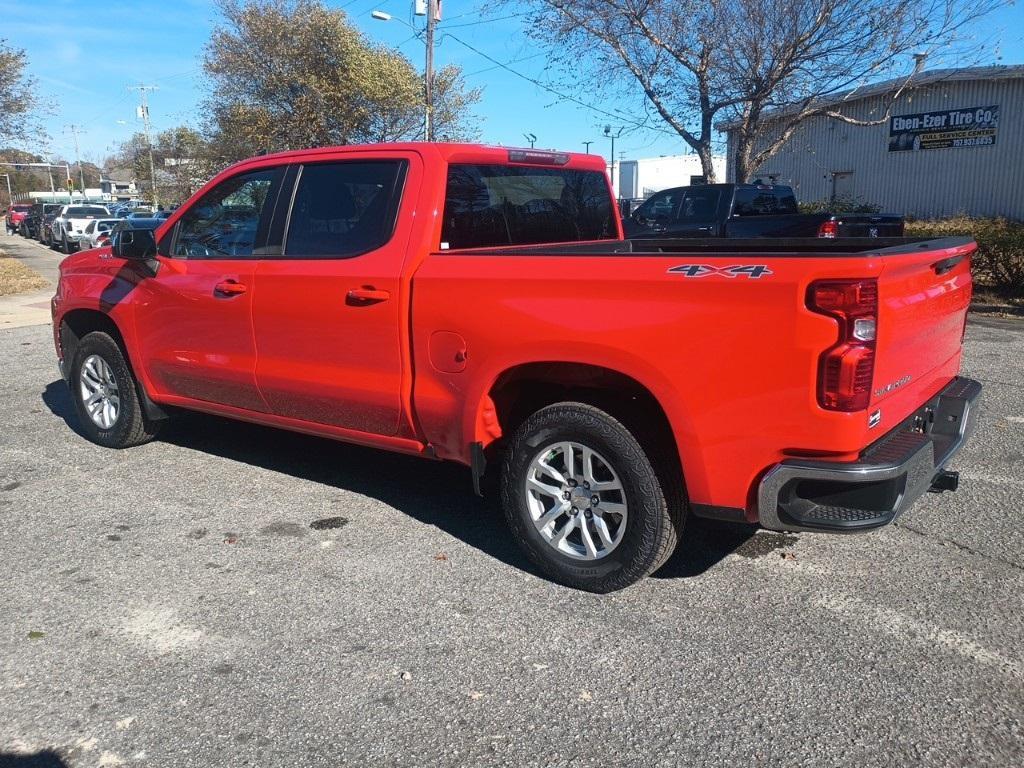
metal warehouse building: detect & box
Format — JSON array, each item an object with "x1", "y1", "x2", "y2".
[{"x1": 723, "y1": 65, "x2": 1024, "y2": 220}]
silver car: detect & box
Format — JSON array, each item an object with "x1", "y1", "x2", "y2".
[{"x1": 78, "y1": 218, "x2": 121, "y2": 249}]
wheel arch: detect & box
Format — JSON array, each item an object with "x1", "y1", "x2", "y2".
[
  {"x1": 474, "y1": 361, "x2": 688, "y2": 498},
  {"x1": 58, "y1": 308, "x2": 167, "y2": 421}
]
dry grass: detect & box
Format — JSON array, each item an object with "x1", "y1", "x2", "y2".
[{"x1": 0, "y1": 250, "x2": 49, "y2": 297}]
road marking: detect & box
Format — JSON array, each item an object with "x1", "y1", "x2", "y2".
[
  {"x1": 1005, "y1": 416, "x2": 1024, "y2": 424},
  {"x1": 816, "y1": 593, "x2": 1024, "y2": 680},
  {"x1": 961, "y1": 471, "x2": 1024, "y2": 488},
  {"x1": 747, "y1": 553, "x2": 1024, "y2": 680}
]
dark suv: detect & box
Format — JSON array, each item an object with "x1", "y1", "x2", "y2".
[{"x1": 22, "y1": 202, "x2": 64, "y2": 239}]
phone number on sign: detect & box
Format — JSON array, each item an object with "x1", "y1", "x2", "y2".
[{"x1": 951, "y1": 136, "x2": 995, "y2": 147}]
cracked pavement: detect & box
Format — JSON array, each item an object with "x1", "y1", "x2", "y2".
[{"x1": 0, "y1": 233, "x2": 1021, "y2": 767}]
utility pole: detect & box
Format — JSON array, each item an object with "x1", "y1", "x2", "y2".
[
  {"x1": 424, "y1": 0, "x2": 439, "y2": 142},
  {"x1": 0, "y1": 174, "x2": 11, "y2": 207},
  {"x1": 582, "y1": 141, "x2": 593, "y2": 154},
  {"x1": 371, "y1": 2, "x2": 440, "y2": 140},
  {"x1": 128, "y1": 84, "x2": 159, "y2": 207},
  {"x1": 64, "y1": 124, "x2": 86, "y2": 193}
]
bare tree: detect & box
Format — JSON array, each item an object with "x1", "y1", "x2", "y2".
[{"x1": 515, "y1": 0, "x2": 1007, "y2": 182}]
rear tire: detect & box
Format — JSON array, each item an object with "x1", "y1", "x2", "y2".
[
  {"x1": 500, "y1": 402, "x2": 682, "y2": 592},
  {"x1": 69, "y1": 331, "x2": 161, "y2": 448}
]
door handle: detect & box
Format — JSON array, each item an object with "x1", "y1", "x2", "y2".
[
  {"x1": 214, "y1": 280, "x2": 247, "y2": 297},
  {"x1": 346, "y1": 287, "x2": 391, "y2": 305}
]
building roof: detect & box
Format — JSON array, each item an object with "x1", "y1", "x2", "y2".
[{"x1": 718, "y1": 64, "x2": 1024, "y2": 131}]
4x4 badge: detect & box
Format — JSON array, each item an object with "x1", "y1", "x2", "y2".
[{"x1": 668, "y1": 264, "x2": 773, "y2": 279}]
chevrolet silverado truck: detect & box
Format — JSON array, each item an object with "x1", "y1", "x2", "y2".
[
  {"x1": 51, "y1": 143, "x2": 980, "y2": 592},
  {"x1": 623, "y1": 182, "x2": 904, "y2": 239}
]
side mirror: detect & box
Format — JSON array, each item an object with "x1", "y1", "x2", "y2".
[{"x1": 113, "y1": 229, "x2": 157, "y2": 261}]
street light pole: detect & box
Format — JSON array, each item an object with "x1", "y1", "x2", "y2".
[
  {"x1": 523, "y1": 133, "x2": 537, "y2": 148},
  {"x1": 603, "y1": 125, "x2": 624, "y2": 197},
  {"x1": 582, "y1": 141, "x2": 593, "y2": 154},
  {"x1": 0, "y1": 174, "x2": 11, "y2": 206}
]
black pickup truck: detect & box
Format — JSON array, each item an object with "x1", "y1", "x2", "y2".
[{"x1": 622, "y1": 183, "x2": 904, "y2": 239}]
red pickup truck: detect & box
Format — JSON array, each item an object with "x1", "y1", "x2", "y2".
[{"x1": 51, "y1": 143, "x2": 981, "y2": 592}]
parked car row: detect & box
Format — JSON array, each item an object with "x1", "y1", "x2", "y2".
[{"x1": 4, "y1": 201, "x2": 173, "y2": 253}]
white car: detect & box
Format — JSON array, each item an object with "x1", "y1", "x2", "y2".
[
  {"x1": 78, "y1": 218, "x2": 121, "y2": 249},
  {"x1": 50, "y1": 204, "x2": 110, "y2": 253}
]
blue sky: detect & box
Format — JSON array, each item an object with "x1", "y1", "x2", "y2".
[{"x1": 5, "y1": 0, "x2": 1024, "y2": 166}]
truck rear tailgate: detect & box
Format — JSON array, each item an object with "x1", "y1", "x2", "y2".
[{"x1": 872, "y1": 238, "x2": 974, "y2": 417}]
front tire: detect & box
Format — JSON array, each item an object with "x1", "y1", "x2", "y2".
[
  {"x1": 500, "y1": 402, "x2": 682, "y2": 592},
  {"x1": 70, "y1": 332, "x2": 161, "y2": 448}
]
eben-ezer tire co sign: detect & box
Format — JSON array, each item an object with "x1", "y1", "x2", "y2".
[{"x1": 888, "y1": 105, "x2": 999, "y2": 151}]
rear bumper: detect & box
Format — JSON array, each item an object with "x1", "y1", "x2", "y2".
[{"x1": 758, "y1": 376, "x2": 981, "y2": 533}]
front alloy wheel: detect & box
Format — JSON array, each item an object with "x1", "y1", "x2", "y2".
[
  {"x1": 69, "y1": 331, "x2": 162, "y2": 448},
  {"x1": 78, "y1": 354, "x2": 121, "y2": 430}
]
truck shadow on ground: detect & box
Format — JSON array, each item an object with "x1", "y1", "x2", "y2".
[
  {"x1": 42, "y1": 380, "x2": 757, "y2": 582},
  {"x1": 0, "y1": 751, "x2": 70, "y2": 767}
]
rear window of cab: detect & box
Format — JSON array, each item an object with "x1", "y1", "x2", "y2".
[{"x1": 440, "y1": 164, "x2": 615, "y2": 250}]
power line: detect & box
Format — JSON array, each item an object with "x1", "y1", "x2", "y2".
[
  {"x1": 442, "y1": 12, "x2": 529, "y2": 29},
  {"x1": 442, "y1": 31, "x2": 678, "y2": 137}
]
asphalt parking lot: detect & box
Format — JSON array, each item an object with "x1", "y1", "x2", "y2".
[{"x1": 0, "y1": 234, "x2": 1022, "y2": 767}]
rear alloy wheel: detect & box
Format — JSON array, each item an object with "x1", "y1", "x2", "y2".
[
  {"x1": 501, "y1": 402, "x2": 682, "y2": 592},
  {"x1": 70, "y1": 331, "x2": 161, "y2": 448}
]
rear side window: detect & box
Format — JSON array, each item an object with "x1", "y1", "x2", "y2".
[
  {"x1": 67, "y1": 207, "x2": 108, "y2": 217},
  {"x1": 441, "y1": 164, "x2": 615, "y2": 249},
  {"x1": 284, "y1": 160, "x2": 406, "y2": 258},
  {"x1": 678, "y1": 187, "x2": 723, "y2": 221},
  {"x1": 732, "y1": 188, "x2": 798, "y2": 216}
]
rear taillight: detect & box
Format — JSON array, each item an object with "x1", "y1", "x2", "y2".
[
  {"x1": 808, "y1": 279, "x2": 877, "y2": 411},
  {"x1": 817, "y1": 220, "x2": 839, "y2": 238}
]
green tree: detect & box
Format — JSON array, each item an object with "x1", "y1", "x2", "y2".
[
  {"x1": 0, "y1": 40, "x2": 39, "y2": 147},
  {"x1": 202, "y1": 0, "x2": 480, "y2": 164},
  {"x1": 106, "y1": 127, "x2": 213, "y2": 205}
]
